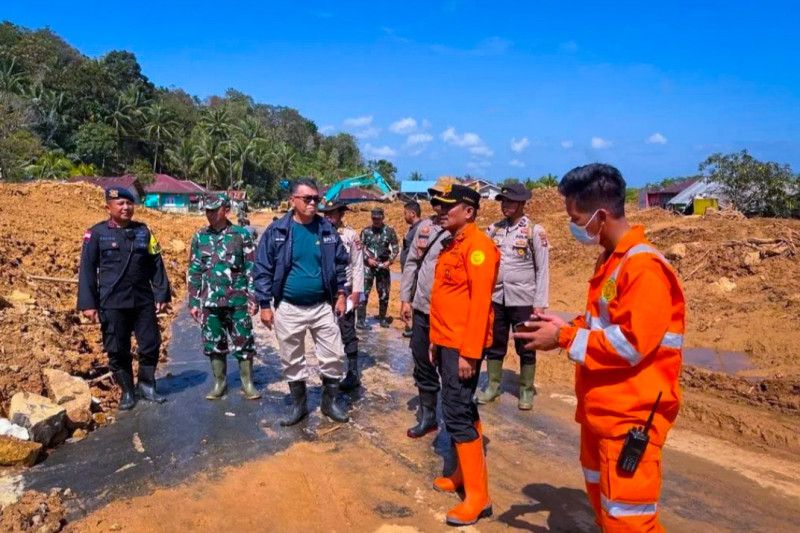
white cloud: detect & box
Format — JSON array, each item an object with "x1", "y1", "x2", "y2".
[
  {"x1": 319, "y1": 125, "x2": 335, "y2": 135},
  {"x1": 467, "y1": 161, "x2": 491, "y2": 172},
  {"x1": 591, "y1": 137, "x2": 613, "y2": 149},
  {"x1": 364, "y1": 143, "x2": 396, "y2": 159},
  {"x1": 406, "y1": 133, "x2": 433, "y2": 146},
  {"x1": 469, "y1": 145, "x2": 494, "y2": 157},
  {"x1": 353, "y1": 127, "x2": 380, "y2": 139},
  {"x1": 646, "y1": 132, "x2": 668, "y2": 145},
  {"x1": 560, "y1": 140, "x2": 574, "y2": 149},
  {"x1": 442, "y1": 127, "x2": 481, "y2": 147},
  {"x1": 510, "y1": 159, "x2": 525, "y2": 168},
  {"x1": 389, "y1": 117, "x2": 418, "y2": 134},
  {"x1": 510, "y1": 137, "x2": 530, "y2": 153},
  {"x1": 343, "y1": 115, "x2": 373, "y2": 128}
]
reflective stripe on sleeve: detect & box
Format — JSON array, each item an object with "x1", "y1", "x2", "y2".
[
  {"x1": 604, "y1": 324, "x2": 643, "y2": 365},
  {"x1": 582, "y1": 467, "x2": 600, "y2": 484},
  {"x1": 601, "y1": 495, "x2": 658, "y2": 517},
  {"x1": 661, "y1": 331, "x2": 684, "y2": 349},
  {"x1": 568, "y1": 328, "x2": 590, "y2": 364}
]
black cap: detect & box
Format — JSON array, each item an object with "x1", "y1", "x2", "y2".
[
  {"x1": 371, "y1": 207, "x2": 385, "y2": 217},
  {"x1": 496, "y1": 182, "x2": 531, "y2": 202},
  {"x1": 438, "y1": 184, "x2": 481, "y2": 208},
  {"x1": 320, "y1": 200, "x2": 350, "y2": 213},
  {"x1": 105, "y1": 187, "x2": 136, "y2": 203}
]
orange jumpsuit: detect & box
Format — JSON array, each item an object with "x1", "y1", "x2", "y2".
[{"x1": 557, "y1": 226, "x2": 685, "y2": 532}]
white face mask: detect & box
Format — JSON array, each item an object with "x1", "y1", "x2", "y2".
[{"x1": 569, "y1": 210, "x2": 601, "y2": 245}]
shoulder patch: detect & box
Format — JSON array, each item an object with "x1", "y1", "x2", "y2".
[
  {"x1": 148, "y1": 234, "x2": 162, "y2": 255},
  {"x1": 538, "y1": 229, "x2": 549, "y2": 247},
  {"x1": 419, "y1": 225, "x2": 431, "y2": 236},
  {"x1": 470, "y1": 249, "x2": 486, "y2": 266},
  {"x1": 83, "y1": 230, "x2": 92, "y2": 242}
]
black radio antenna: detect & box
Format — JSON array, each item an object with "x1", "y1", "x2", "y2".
[{"x1": 643, "y1": 391, "x2": 662, "y2": 433}]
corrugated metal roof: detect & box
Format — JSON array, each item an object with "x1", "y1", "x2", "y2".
[
  {"x1": 145, "y1": 174, "x2": 208, "y2": 194},
  {"x1": 667, "y1": 180, "x2": 723, "y2": 205}
]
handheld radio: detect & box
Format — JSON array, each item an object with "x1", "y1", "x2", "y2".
[{"x1": 617, "y1": 391, "x2": 662, "y2": 474}]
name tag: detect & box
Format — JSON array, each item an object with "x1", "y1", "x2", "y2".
[
  {"x1": 322, "y1": 235, "x2": 336, "y2": 244},
  {"x1": 275, "y1": 236, "x2": 286, "y2": 243}
]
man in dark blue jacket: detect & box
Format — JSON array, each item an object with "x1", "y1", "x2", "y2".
[{"x1": 255, "y1": 178, "x2": 350, "y2": 425}]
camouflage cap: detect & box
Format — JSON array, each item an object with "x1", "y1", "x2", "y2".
[
  {"x1": 204, "y1": 193, "x2": 231, "y2": 210},
  {"x1": 371, "y1": 207, "x2": 385, "y2": 218}
]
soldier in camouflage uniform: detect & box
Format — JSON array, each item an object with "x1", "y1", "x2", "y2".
[
  {"x1": 187, "y1": 193, "x2": 261, "y2": 400},
  {"x1": 359, "y1": 207, "x2": 399, "y2": 329}
]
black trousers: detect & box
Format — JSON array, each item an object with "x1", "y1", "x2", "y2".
[
  {"x1": 485, "y1": 302, "x2": 536, "y2": 366},
  {"x1": 410, "y1": 310, "x2": 440, "y2": 394},
  {"x1": 438, "y1": 346, "x2": 482, "y2": 443},
  {"x1": 99, "y1": 305, "x2": 161, "y2": 373},
  {"x1": 338, "y1": 307, "x2": 359, "y2": 356}
]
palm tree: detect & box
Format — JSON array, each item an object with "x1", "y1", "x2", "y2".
[
  {"x1": 165, "y1": 137, "x2": 195, "y2": 179},
  {"x1": 0, "y1": 58, "x2": 26, "y2": 94},
  {"x1": 26, "y1": 84, "x2": 66, "y2": 144},
  {"x1": 199, "y1": 107, "x2": 231, "y2": 140},
  {"x1": 230, "y1": 116, "x2": 268, "y2": 186},
  {"x1": 192, "y1": 134, "x2": 227, "y2": 188},
  {"x1": 144, "y1": 103, "x2": 178, "y2": 172},
  {"x1": 270, "y1": 142, "x2": 297, "y2": 179},
  {"x1": 25, "y1": 151, "x2": 74, "y2": 180}
]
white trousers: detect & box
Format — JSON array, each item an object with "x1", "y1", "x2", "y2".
[{"x1": 274, "y1": 301, "x2": 345, "y2": 381}]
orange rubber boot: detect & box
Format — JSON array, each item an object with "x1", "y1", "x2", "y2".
[
  {"x1": 445, "y1": 437, "x2": 492, "y2": 526},
  {"x1": 433, "y1": 421, "x2": 483, "y2": 493}
]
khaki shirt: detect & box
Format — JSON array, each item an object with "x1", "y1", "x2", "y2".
[
  {"x1": 399, "y1": 217, "x2": 449, "y2": 314},
  {"x1": 487, "y1": 215, "x2": 549, "y2": 308},
  {"x1": 337, "y1": 225, "x2": 364, "y2": 293}
]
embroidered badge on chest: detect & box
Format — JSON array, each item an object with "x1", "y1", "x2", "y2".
[{"x1": 602, "y1": 279, "x2": 617, "y2": 301}]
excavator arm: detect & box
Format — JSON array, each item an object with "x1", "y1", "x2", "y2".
[{"x1": 321, "y1": 171, "x2": 396, "y2": 206}]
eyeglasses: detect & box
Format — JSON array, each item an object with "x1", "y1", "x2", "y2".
[{"x1": 293, "y1": 195, "x2": 320, "y2": 204}]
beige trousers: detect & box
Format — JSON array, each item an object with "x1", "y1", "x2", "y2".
[{"x1": 273, "y1": 300, "x2": 345, "y2": 381}]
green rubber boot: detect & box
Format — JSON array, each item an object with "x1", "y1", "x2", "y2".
[
  {"x1": 518, "y1": 363, "x2": 536, "y2": 411},
  {"x1": 476, "y1": 359, "x2": 503, "y2": 404},
  {"x1": 205, "y1": 355, "x2": 227, "y2": 400},
  {"x1": 239, "y1": 358, "x2": 262, "y2": 400}
]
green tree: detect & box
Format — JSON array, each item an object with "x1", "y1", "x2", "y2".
[
  {"x1": 69, "y1": 162, "x2": 98, "y2": 177},
  {"x1": 144, "y1": 102, "x2": 178, "y2": 172},
  {"x1": 126, "y1": 158, "x2": 155, "y2": 185},
  {"x1": 165, "y1": 136, "x2": 196, "y2": 179},
  {"x1": 0, "y1": 129, "x2": 43, "y2": 181},
  {"x1": 367, "y1": 159, "x2": 399, "y2": 189},
  {"x1": 500, "y1": 177, "x2": 521, "y2": 187},
  {"x1": 193, "y1": 133, "x2": 227, "y2": 188},
  {"x1": 0, "y1": 57, "x2": 26, "y2": 94},
  {"x1": 408, "y1": 170, "x2": 423, "y2": 181},
  {"x1": 699, "y1": 150, "x2": 797, "y2": 217},
  {"x1": 25, "y1": 149, "x2": 73, "y2": 180},
  {"x1": 73, "y1": 121, "x2": 116, "y2": 170}
]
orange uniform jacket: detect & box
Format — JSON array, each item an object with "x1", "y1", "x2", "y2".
[
  {"x1": 558, "y1": 226, "x2": 685, "y2": 446},
  {"x1": 430, "y1": 222, "x2": 500, "y2": 359}
]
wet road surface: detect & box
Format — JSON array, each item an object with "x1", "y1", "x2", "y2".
[{"x1": 20, "y1": 308, "x2": 800, "y2": 530}]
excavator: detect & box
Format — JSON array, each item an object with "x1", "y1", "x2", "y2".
[{"x1": 278, "y1": 171, "x2": 396, "y2": 211}]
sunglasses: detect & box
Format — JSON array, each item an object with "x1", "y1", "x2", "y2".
[{"x1": 293, "y1": 195, "x2": 321, "y2": 204}]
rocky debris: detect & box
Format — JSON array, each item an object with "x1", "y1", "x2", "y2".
[
  {"x1": 0, "y1": 418, "x2": 30, "y2": 440},
  {"x1": 6, "y1": 290, "x2": 35, "y2": 305},
  {"x1": 714, "y1": 277, "x2": 737, "y2": 293},
  {"x1": 0, "y1": 435, "x2": 42, "y2": 466},
  {"x1": 0, "y1": 489, "x2": 66, "y2": 533},
  {"x1": 170, "y1": 239, "x2": 187, "y2": 253},
  {"x1": 43, "y1": 368, "x2": 92, "y2": 429},
  {"x1": 8, "y1": 392, "x2": 67, "y2": 446},
  {"x1": 743, "y1": 251, "x2": 761, "y2": 267},
  {"x1": 665, "y1": 243, "x2": 687, "y2": 260}
]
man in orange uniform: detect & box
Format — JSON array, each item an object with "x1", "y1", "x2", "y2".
[
  {"x1": 515, "y1": 164, "x2": 685, "y2": 532},
  {"x1": 428, "y1": 184, "x2": 500, "y2": 527}
]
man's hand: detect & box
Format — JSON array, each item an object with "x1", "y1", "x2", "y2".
[
  {"x1": 429, "y1": 343, "x2": 438, "y2": 366},
  {"x1": 247, "y1": 301, "x2": 258, "y2": 316},
  {"x1": 349, "y1": 292, "x2": 360, "y2": 309},
  {"x1": 367, "y1": 257, "x2": 379, "y2": 268},
  {"x1": 380, "y1": 261, "x2": 391, "y2": 269},
  {"x1": 190, "y1": 307, "x2": 203, "y2": 323},
  {"x1": 513, "y1": 313, "x2": 566, "y2": 352},
  {"x1": 82, "y1": 309, "x2": 99, "y2": 323},
  {"x1": 400, "y1": 302, "x2": 412, "y2": 323},
  {"x1": 156, "y1": 302, "x2": 169, "y2": 314},
  {"x1": 334, "y1": 294, "x2": 346, "y2": 317},
  {"x1": 533, "y1": 307, "x2": 547, "y2": 316},
  {"x1": 458, "y1": 356, "x2": 478, "y2": 381},
  {"x1": 260, "y1": 308, "x2": 274, "y2": 329}
]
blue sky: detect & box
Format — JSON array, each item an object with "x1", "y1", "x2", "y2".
[{"x1": 3, "y1": 1, "x2": 799, "y2": 186}]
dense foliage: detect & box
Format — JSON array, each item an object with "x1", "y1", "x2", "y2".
[{"x1": 0, "y1": 22, "x2": 397, "y2": 201}]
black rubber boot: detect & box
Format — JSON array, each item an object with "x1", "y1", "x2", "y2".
[
  {"x1": 114, "y1": 369, "x2": 137, "y2": 411},
  {"x1": 407, "y1": 390, "x2": 438, "y2": 438},
  {"x1": 136, "y1": 365, "x2": 166, "y2": 403},
  {"x1": 339, "y1": 353, "x2": 361, "y2": 392},
  {"x1": 356, "y1": 304, "x2": 369, "y2": 330},
  {"x1": 205, "y1": 355, "x2": 227, "y2": 400},
  {"x1": 280, "y1": 380, "x2": 309, "y2": 426},
  {"x1": 321, "y1": 376, "x2": 349, "y2": 423},
  {"x1": 378, "y1": 301, "x2": 390, "y2": 328}
]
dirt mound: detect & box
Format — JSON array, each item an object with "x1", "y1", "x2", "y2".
[
  {"x1": 0, "y1": 182, "x2": 201, "y2": 420},
  {"x1": 0, "y1": 489, "x2": 66, "y2": 532}
]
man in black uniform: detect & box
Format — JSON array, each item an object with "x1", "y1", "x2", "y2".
[
  {"x1": 77, "y1": 187, "x2": 172, "y2": 410},
  {"x1": 400, "y1": 201, "x2": 422, "y2": 338}
]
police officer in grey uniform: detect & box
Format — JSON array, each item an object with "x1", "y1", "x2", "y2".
[
  {"x1": 399, "y1": 177, "x2": 455, "y2": 438},
  {"x1": 77, "y1": 187, "x2": 172, "y2": 410},
  {"x1": 476, "y1": 182, "x2": 549, "y2": 410},
  {"x1": 322, "y1": 201, "x2": 365, "y2": 391}
]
